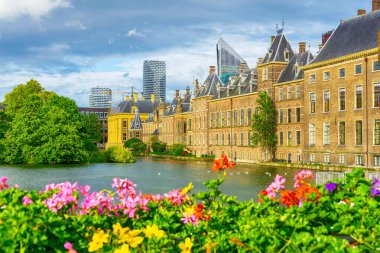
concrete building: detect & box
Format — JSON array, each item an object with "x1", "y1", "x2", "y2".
[
  {"x1": 143, "y1": 60, "x2": 166, "y2": 102},
  {"x1": 89, "y1": 87, "x2": 112, "y2": 108}
]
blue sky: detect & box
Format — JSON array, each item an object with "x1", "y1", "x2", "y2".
[{"x1": 0, "y1": 0, "x2": 373, "y2": 106}]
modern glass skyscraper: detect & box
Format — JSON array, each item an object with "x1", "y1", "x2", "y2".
[
  {"x1": 89, "y1": 87, "x2": 112, "y2": 108},
  {"x1": 143, "y1": 60, "x2": 166, "y2": 102},
  {"x1": 216, "y1": 38, "x2": 247, "y2": 78}
]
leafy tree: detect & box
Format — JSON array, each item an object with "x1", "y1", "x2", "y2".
[
  {"x1": 124, "y1": 138, "x2": 142, "y2": 148},
  {"x1": 104, "y1": 146, "x2": 136, "y2": 163},
  {"x1": 0, "y1": 111, "x2": 10, "y2": 140},
  {"x1": 83, "y1": 113, "x2": 102, "y2": 152},
  {"x1": 251, "y1": 91, "x2": 277, "y2": 161},
  {"x1": 130, "y1": 142, "x2": 147, "y2": 156},
  {"x1": 151, "y1": 139, "x2": 167, "y2": 154},
  {"x1": 168, "y1": 144, "x2": 185, "y2": 156}
]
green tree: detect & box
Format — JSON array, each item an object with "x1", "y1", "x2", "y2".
[
  {"x1": 124, "y1": 138, "x2": 142, "y2": 148},
  {"x1": 250, "y1": 91, "x2": 277, "y2": 161},
  {"x1": 83, "y1": 113, "x2": 102, "y2": 152},
  {"x1": 104, "y1": 146, "x2": 136, "y2": 163},
  {"x1": 130, "y1": 142, "x2": 147, "y2": 156},
  {"x1": 168, "y1": 144, "x2": 185, "y2": 156},
  {"x1": 0, "y1": 111, "x2": 10, "y2": 140}
]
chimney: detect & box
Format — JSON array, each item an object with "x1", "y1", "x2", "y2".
[
  {"x1": 176, "y1": 89, "x2": 180, "y2": 98},
  {"x1": 186, "y1": 86, "x2": 190, "y2": 96},
  {"x1": 241, "y1": 62, "x2": 247, "y2": 72},
  {"x1": 141, "y1": 95, "x2": 145, "y2": 101},
  {"x1": 258, "y1": 57, "x2": 263, "y2": 65},
  {"x1": 318, "y1": 44, "x2": 323, "y2": 50},
  {"x1": 271, "y1": 36, "x2": 275, "y2": 43},
  {"x1": 298, "y1": 42, "x2": 306, "y2": 54},
  {"x1": 373, "y1": 0, "x2": 380, "y2": 11},
  {"x1": 209, "y1": 66, "x2": 216, "y2": 74},
  {"x1": 322, "y1": 30, "x2": 334, "y2": 45},
  {"x1": 150, "y1": 93, "x2": 155, "y2": 103},
  {"x1": 125, "y1": 95, "x2": 130, "y2": 102},
  {"x1": 357, "y1": 9, "x2": 366, "y2": 15},
  {"x1": 133, "y1": 92, "x2": 138, "y2": 103}
]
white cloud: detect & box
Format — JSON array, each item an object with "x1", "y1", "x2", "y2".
[
  {"x1": 126, "y1": 28, "x2": 145, "y2": 37},
  {"x1": 29, "y1": 43, "x2": 70, "y2": 53},
  {"x1": 0, "y1": 0, "x2": 71, "y2": 21},
  {"x1": 65, "y1": 19, "x2": 87, "y2": 30}
]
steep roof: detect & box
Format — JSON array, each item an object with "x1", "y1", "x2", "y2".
[
  {"x1": 195, "y1": 73, "x2": 223, "y2": 98},
  {"x1": 130, "y1": 109, "x2": 142, "y2": 130},
  {"x1": 312, "y1": 10, "x2": 380, "y2": 64},
  {"x1": 277, "y1": 50, "x2": 314, "y2": 83},
  {"x1": 109, "y1": 99, "x2": 159, "y2": 115},
  {"x1": 218, "y1": 69, "x2": 257, "y2": 98},
  {"x1": 262, "y1": 31, "x2": 295, "y2": 64},
  {"x1": 164, "y1": 93, "x2": 192, "y2": 116}
]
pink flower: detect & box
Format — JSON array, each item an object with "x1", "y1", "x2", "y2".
[
  {"x1": 271, "y1": 175, "x2": 285, "y2": 191},
  {"x1": 22, "y1": 196, "x2": 33, "y2": 206},
  {"x1": 294, "y1": 170, "x2": 314, "y2": 188},
  {"x1": 0, "y1": 177, "x2": 10, "y2": 190},
  {"x1": 64, "y1": 242, "x2": 77, "y2": 253}
]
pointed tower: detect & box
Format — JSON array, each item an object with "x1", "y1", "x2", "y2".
[{"x1": 130, "y1": 108, "x2": 142, "y2": 139}]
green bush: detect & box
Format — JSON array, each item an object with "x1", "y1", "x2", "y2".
[
  {"x1": 168, "y1": 144, "x2": 185, "y2": 156},
  {"x1": 124, "y1": 138, "x2": 142, "y2": 148},
  {"x1": 87, "y1": 150, "x2": 106, "y2": 163},
  {"x1": 104, "y1": 146, "x2": 136, "y2": 163},
  {"x1": 151, "y1": 140, "x2": 167, "y2": 154},
  {"x1": 130, "y1": 142, "x2": 147, "y2": 156}
]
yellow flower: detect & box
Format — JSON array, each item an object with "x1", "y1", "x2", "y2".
[
  {"x1": 114, "y1": 244, "x2": 130, "y2": 253},
  {"x1": 181, "y1": 182, "x2": 194, "y2": 195},
  {"x1": 179, "y1": 238, "x2": 193, "y2": 253},
  {"x1": 113, "y1": 223, "x2": 130, "y2": 244},
  {"x1": 184, "y1": 206, "x2": 195, "y2": 216},
  {"x1": 127, "y1": 230, "x2": 144, "y2": 248},
  {"x1": 143, "y1": 224, "x2": 165, "y2": 239},
  {"x1": 88, "y1": 230, "x2": 109, "y2": 252}
]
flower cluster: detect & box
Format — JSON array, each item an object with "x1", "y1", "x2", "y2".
[
  {"x1": 212, "y1": 154, "x2": 235, "y2": 173},
  {"x1": 43, "y1": 182, "x2": 80, "y2": 212},
  {"x1": 181, "y1": 203, "x2": 210, "y2": 226},
  {"x1": 0, "y1": 177, "x2": 10, "y2": 190},
  {"x1": 370, "y1": 177, "x2": 380, "y2": 197}
]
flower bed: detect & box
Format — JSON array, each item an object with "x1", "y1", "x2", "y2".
[{"x1": 0, "y1": 155, "x2": 380, "y2": 252}]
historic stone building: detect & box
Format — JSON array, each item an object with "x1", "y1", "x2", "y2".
[{"x1": 107, "y1": 0, "x2": 380, "y2": 167}]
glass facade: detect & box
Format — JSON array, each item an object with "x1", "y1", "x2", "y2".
[
  {"x1": 216, "y1": 38, "x2": 247, "y2": 77},
  {"x1": 143, "y1": 60, "x2": 166, "y2": 102},
  {"x1": 89, "y1": 87, "x2": 112, "y2": 108}
]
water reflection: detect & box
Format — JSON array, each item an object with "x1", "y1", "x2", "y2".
[{"x1": 1, "y1": 158, "x2": 377, "y2": 201}]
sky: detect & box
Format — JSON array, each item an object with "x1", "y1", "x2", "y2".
[{"x1": 0, "y1": 0, "x2": 373, "y2": 106}]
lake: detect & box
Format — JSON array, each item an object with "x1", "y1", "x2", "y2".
[{"x1": 0, "y1": 157, "x2": 363, "y2": 201}]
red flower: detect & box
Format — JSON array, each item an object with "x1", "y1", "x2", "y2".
[
  {"x1": 212, "y1": 155, "x2": 236, "y2": 172},
  {"x1": 279, "y1": 190, "x2": 299, "y2": 207}
]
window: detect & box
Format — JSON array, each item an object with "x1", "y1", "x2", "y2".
[
  {"x1": 215, "y1": 113, "x2": 219, "y2": 127},
  {"x1": 356, "y1": 120, "x2": 363, "y2": 145},
  {"x1": 287, "y1": 131, "x2": 292, "y2": 146},
  {"x1": 287, "y1": 108, "x2": 292, "y2": 123},
  {"x1": 323, "y1": 122, "x2": 330, "y2": 145},
  {"x1": 374, "y1": 156, "x2": 380, "y2": 166},
  {"x1": 339, "y1": 88, "x2": 345, "y2": 111},
  {"x1": 356, "y1": 155, "x2": 364, "y2": 165},
  {"x1": 296, "y1": 108, "x2": 301, "y2": 122},
  {"x1": 122, "y1": 133, "x2": 127, "y2": 141},
  {"x1": 210, "y1": 113, "x2": 214, "y2": 128},
  {"x1": 227, "y1": 111, "x2": 231, "y2": 127},
  {"x1": 339, "y1": 68, "x2": 345, "y2": 78},
  {"x1": 220, "y1": 112, "x2": 224, "y2": 127},
  {"x1": 310, "y1": 74, "x2": 316, "y2": 84},
  {"x1": 309, "y1": 123, "x2": 316, "y2": 145},
  {"x1": 240, "y1": 109, "x2": 244, "y2": 126},
  {"x1": 339, "y1": 155, "x2": 345, "y2": 165},
  {"x1": 374, "y1": 82, "x2": 380, "y2": 108},
  {"x1": 222, "y1": 134, "x2": 225, "y2": 145},
  {"x1": 296, "y1": 131, "x2": 301, "y2": 145},
  {"x1": 374, "y1": 61, "x2": 380, "y2": 71},
  {"x1": 284, "y1": 50, "x2": 290, "y2": 61},
  {"x1": 287, "y1": 85, "x2": 292, "y2": 99},
  {"x1": 233, "y1": 110, "x2": 237, "y2": 126},
  {"x1": 279, "y1": 87, "x2": 283, "y2": 100},
  {"x1": 233, "y1": 133, "x2": 237, "y2": 145},
  {"x1": 227, "y1": 133, "x2": 230, "y2": 145},
  {"x1": 210, "y1": 134, "x2": 213, "y2": 145},
  {"x1": 216, "y1": 134, "x2": 218, "y2": 145},
  {"x1": 339, "y1": 122, "x2": 345, "y2": 146},
  {"x1": 296, "y1": 84, "x2": 301, "y2": 99},
  {"x1": 323, "y1": 90, "x2": 330, "y2": 112},
  {"x1": 122, "y1": 120, "x2": 127, "y2": 128},
  {"x1": 309, "y1": 154, "x2": 316, "y2": 162},
  {"x1": 279, "y1": 109, "x2": 284, "y2": 124},
  {"x1": 262, "y1": 68, "x2": 268, "y2": 81},
  {"x1": 247, "y1": 109, "x2": 251, "y2": 125},
  {"x1": 240, "y1": 132, "x2": 244, "y2": 146},
  {"x1": 323, "y1": 71, "x2": 330, "y2": 81},
  {"x1": 374, "y1": 120, "x2": 380, "y2": 145},
  {"x1": 355, "y1": 64, "x2": 362, "y2": 75},
  {"x1": 324, "y1": 154, "x2": 330, "y2": 163},
  {"x1": 356, "y1": 85, "x2": 363, "y2": 109},
  {"x1": 310, "y1": 93, "x2": 316, "y2": 113},
  {"x1": 279, "y1": 132, "x2": 284, "y2": 145},
  {"x1": 248, "y1": 133, "x2": 251, "y2": 146}
]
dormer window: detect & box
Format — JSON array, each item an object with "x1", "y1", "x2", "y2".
[
  {"x1": 284, "y1": 48, "x2": 290, "y2": 62},
  {"x1": 268, "y1": 49, "x2": 273, "y2": 58}
]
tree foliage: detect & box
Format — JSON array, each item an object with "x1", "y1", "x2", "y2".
[
  {"x1": 104, "y1": 146, "x2": 136, "y2": 163},
  {"x1": 250, "y1": 91, "x2": 277, "y2": 160},
  {"x1": 124, "y1": 138, "x2": 142, "y2": 148},
  {"x1": 0, "y1": 79, "x2": 102, "y2": 164},
  {"x1": 168, "y1": 144, "x2": 185, "y2": 156}
]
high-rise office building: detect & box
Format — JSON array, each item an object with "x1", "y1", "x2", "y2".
[
  {"x1": 89, "y1": 87, "x2": 112, "y2": 108},
  {"x1": 216, "y1": 38, "x2": 248, "y2": 78},
  {"x1": 143, "y1": 60, "x2": 166, "y2": 102}
]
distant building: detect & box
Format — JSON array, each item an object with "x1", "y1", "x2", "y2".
[
  {"x1": 216, "y1": 38, "x2": 248, "y2": 78},
  {"x1": 89, "y1": 87, "x2": 112, "y2": 108},
  {"x1": 143, "y1": 60, "x2": 166, "y2": 102},
  {"x1": 79, "y1": 107, "x2": 109, "y2": 148}
]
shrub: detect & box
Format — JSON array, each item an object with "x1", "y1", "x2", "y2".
[
  {"x1": 124, "y1": 138, "x2": 142, "y2": 148},
  {"x1": 151, "y1": 140, "x2": 167, "y2": 154},
  {"x1": 168, "y1": 144, "x2": 185, "y2": 156},
  {"x1": 130, "y1": 142, "x2": 147, "y2": 156},
  {"x1": 104, "y1": 146, "x2": 136, "y2": 163}
]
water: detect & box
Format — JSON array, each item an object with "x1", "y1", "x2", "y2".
[{"x1": 0, "y1": 158, "x2": 352, "y2": 201}]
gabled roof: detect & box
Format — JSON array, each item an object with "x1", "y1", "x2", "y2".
[
  {"x1": 130, "y1": 109, "x2": 142, "y2": 130},
  {"x1": 109, "y1": 99, "x2": 159, "y2": 115},
  {"x1": 312, "y1": 10, "x2": 380, "y2": 64},
  {"x1": 195, "y1": 73, "x2": 223, "y2": 98},
  {"x1": 164, "y1": 93, "x2": 192, "y2": 116},
  {"x1": 277, "y1": 50, "x2": 314, "y2": 83},
  {"x1": 144, "y1": 112, "x2": 155, "y2": 123},
  {"x1": 218, "y1": 69, "x2": 257, "y2": 98},
  {"x1": 262, "y1": 32, "x2": 294, "y2": 64}
]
